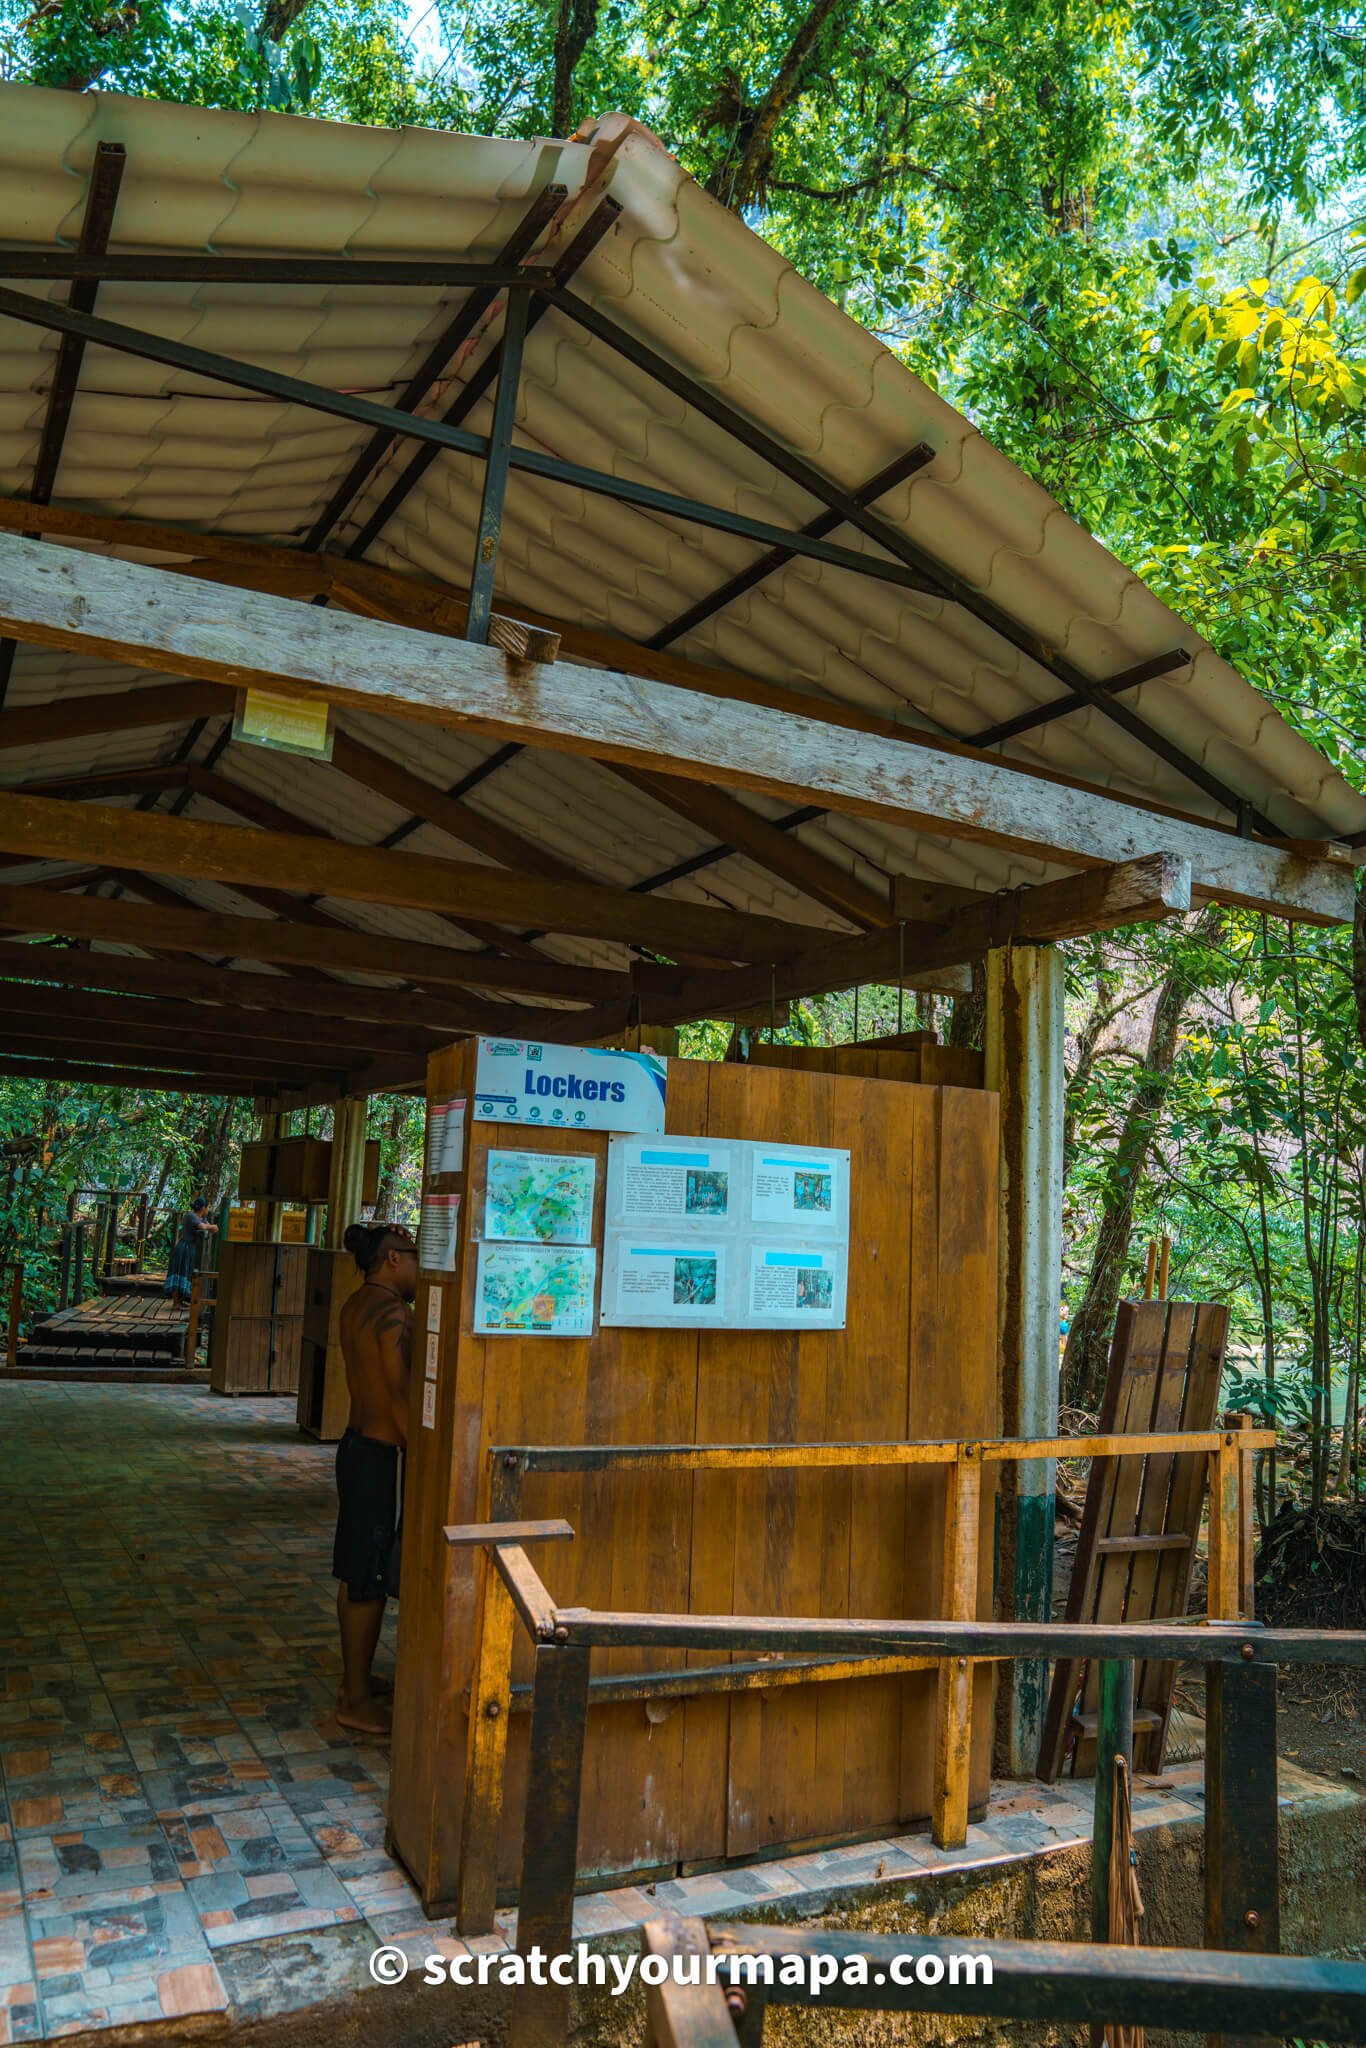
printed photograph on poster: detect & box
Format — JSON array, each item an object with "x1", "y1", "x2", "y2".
[
  {"x1": 473, "y1": 1242, "x2": 597, "y2": 1338},
  {"x1": 421, "y1": 1381, "x2": 437, "y2": 1429},
  {"x1": 607, "y1": 1136, "x2": 733, "y2": 1225},
  {"x1": 750, "y1": 1145, "x2": 848, "y2": 1231},
  {"x1": 418, "y1": 1191, "x2": 461, "y2": 1272},
  {"x1": 484, "y1": 1151, "x2": 595, "y2": 1244},
  {"x1": 607, "y1": 1243, "x2": 727, "y2": 1321},
  {"x1": 747, "y1": 1245, "x2": 845, "y2": 1324}
]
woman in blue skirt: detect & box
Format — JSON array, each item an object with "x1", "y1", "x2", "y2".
[{"x1": 165, "y1": 1198, "x2": 216, "y2": 1301}]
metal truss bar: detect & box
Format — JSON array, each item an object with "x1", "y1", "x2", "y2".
[
  {"x1": 0, "y1": 142, "x2": 125, "y2": 714},
  {"x1": 304, "y1": 184, "x2": 566, "y2": 553},
  {"x1": 342, "y1": 199, "x2": 621, "y2": 560},
  {"x1": 466, "y1": 287, "x2": 529, "y2": 644},
  {"x1": 970, "y1": 648, "x2": 1193, "y2": 748},
  {"x1": 0, "y1": 284, "x2": 942, "y2": 607},
  {"x1": 544, "y1": 286, "x2": 1280, "y2": 833},
  {"x1": 28, "y1": 144, "x2": 126, "y2": 507},
  {"x1": 649, "y1": 445, "x2": 935, "y2": 649},
  {"x1": 0, "y1": 253, "x2": 544, "y2": 286}
]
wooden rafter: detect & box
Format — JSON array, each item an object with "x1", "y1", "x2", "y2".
[
  {"x1": 0, "y1": 534, "x2": 1348, "y2": 924},
  {"x1": 0, "y1": 883, "x2": 634, "y2": 1002},
  {"x1": 646, "y1": 853, "x2": 1195, "y2": 1022},
  {"x1": 0, "y1": 790, "x2": 836, "y2": 960},
  {"x1": 0, "y1": 979, "x2": 442, "y2": 1055}
]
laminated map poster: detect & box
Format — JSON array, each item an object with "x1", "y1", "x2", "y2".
[
  {"x1": 473, "y1": 1243, "x2": 597, "y2": 1338},
  {"x1": 484, "y1": 1151, "x2": 595, "y2": 1244}
]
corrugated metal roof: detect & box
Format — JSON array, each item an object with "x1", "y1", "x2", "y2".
[{"x1": 0, "y1": 79, "x2": 1362, "y2": 1017}]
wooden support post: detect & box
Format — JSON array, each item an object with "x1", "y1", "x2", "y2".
[
  {"x1": 103, "y1": 1192, "x2": 120, "y2": 1275},
  {"x1": 1230, "y1": 1413, "x2": 1257, "y2": 1620},
  {"x1": 1206, "y1": 1435, "x2": 1242, "y2": 1622},
  {"x1": 986, "y1": 943, "x2": 1065, "y2": 1772},
  {"x1": 57, "y1": 1225, "x2": 73, "y2": 1311},
  {"x1": 456, "y1": 1460, "x2": 526, "y2": 1935},
  {"x1": 458, "y1": 1558, "x2": 517, "y2": 1934},
  {"x1": 134, "y1": 1192, "x2": 149, "y2": 1269},
  {"x1": 1205, "y1": 1656, "x2": 1280, "y2": 2046},
  {"x1": 1090, "y1": 1660, "x2": 1135, "y2": 1954},
  {"x1": 324, "y1": 1099, "x2": 368, "y2": 1247},
  {"x1": 641, "y1": 1921, "x2": 741, "y2": 2048},
  {"x1": 72, "y1": 1221, "x2": 87, "y2": 1303},
  {"x1": 185, "y1": 1274, "x2": 204, "y2": 1365},
  {"x1": 932, "y1": 1446, "x2": 982, "y2": 1848},
  {"x1": 509, "y1": 1640, "x2": 592, "y2": 2048},
  {"x1": 1143, "y1": 1241, "x2": 1158, "y2": 1299},
  {"x1": 1158, "y1": 1235, "x2": 1171, "y2": 1299},
  {"x1": 5, "y1": 1260, "x2": 21, "y2": 1368}
]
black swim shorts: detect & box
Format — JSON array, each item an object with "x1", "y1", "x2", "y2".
[{"x1": 332, "y1": 1428, "x2": 401, "y2": 1602}]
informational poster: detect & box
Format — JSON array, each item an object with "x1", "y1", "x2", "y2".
[
  {"x1": 750, "y1": 1147, "x2": 844, "y2": 1229},
  {"x1": 425, "y1": 1285, "x2": 442, "y2": 1333},
  {"x1": 421, "y1": 1381, "x2": 437, "y2": 1430},
  {"x1": 226, "y1": 1206, "x2": 254, "y2": 1242},
  {"x1": 424, "y1": 1095, "x2": 467, "y2": 1179},
  {"x1": 602, "y1": 1134, "x2": 849, "y2": 1329},
  {"x1": 473, "y1": 1242, "x2": 597, "y2": 1338},
  {"x1": 610, "y1": 1140, "x2": 734, "y2": 1226},
  {"x1": 279, "y1": 1208, "x2": 308, "y2": 1243},
  {"x1": 608, "y1": 1242, "x2": 728, "y2": 1320},
  {"x1": 484, "y1": 1151, "x2": 595, "y2": 1244},
  {"x1": 417, "y1": 1191, "x2": 461, "y2": 1272},
  {"x1": 474, "y1": 1037, "x2": 667, "y2": 1133},
  {"x1": 423, "y1": 1329, "x2": 440, "y2": 1378},
  {"x1": 747, "y1": 1244, "x2": 843, "y2": 1321}
]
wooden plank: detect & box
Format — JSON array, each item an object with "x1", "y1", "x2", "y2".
[
  {"x1": 0, "y1": 882, "x2": 634, "y2": 1010},
  {"x1": 0, "y1": 680, "x2": 227, "y2": 752},
  {"x1": 457, "y1": 1559, "x2": 516, "y2": 1935},
  {"x1": 0, "y1": 980, "x2": 442, "y2": 1055},
  {"x1": 0, "y1": 939, "x2": 546, "y2": 1032},
  {"x1": 0, "y1": 1053, "x2": 276, "y2": 1094},
  {"x1": 0, "y1": 533, "x2": 1351, "y2": 924},
  {"x1": 607, "y1": 763, "x2": 895, "y2": 929},
  {"x1": 932, "y1": 1449, "x2": 981, "y2": 1847},
  {"x1": 0, "y1": 791, "x2": 833, "y2": 963},
  {"x1": 650, "y1": 854, "x2": 1194, "y2": 1020}
]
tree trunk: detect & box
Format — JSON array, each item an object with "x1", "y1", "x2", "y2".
[
  {"x1": 706, "y1": 0, "x2": 853, "y2": 211},
  {"x1": 1061, "y1": 913, "x2": 1217, "y2": 1411},
  {"x1": 552, "y1": 0, "x2": 600, "y2": 136},
  {"x1": 372, "y1": 1099, "x2": 407, "y2": 1220}
]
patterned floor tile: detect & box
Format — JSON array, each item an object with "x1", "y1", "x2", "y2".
[{"x1": 165, "y1": 1800, "x2": 362, "y2": 1949}]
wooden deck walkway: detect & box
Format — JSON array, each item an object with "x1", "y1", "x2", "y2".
[{"x1": 13, "y1": 1288, "x2": 202, "y2": 1380}]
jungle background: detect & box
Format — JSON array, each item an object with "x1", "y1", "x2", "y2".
[{"x1": 1, "y1": 0, "x2": 1364, "y2": 1552}]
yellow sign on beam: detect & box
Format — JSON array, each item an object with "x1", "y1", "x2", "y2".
[
  {"x1": 234, "y1": 686, "x2": 332, "y2": 760},
  {"x1": 279, "y1": 1208, "x2": 309, "y2": 1243},
  {"x1": 226, "y1": 1205, "x2": 255, "y2": 1241}
]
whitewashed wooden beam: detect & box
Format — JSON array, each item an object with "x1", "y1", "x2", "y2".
[{"x1": 0, "y1": 532, "x2": 1352, "y2": 925}]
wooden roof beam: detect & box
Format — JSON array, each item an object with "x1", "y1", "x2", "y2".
[
  {"x1": 0, "y1": 790, "x2": 838, "y2": 962},
  {"x1": 0, "y1": 939, "x2": 531, "y2": 1034},
  {"x1": 0, "y1": 979, "x2": 444, "y2": 1056},
  {"x1": 0, "y1": 1053, "x2": 291, "y2": 1096},
  {"x1": 0, "y1": 881, "x2": 635, "y2": 1004},
  {"x1": 649, "y1": 853, "x2": 1194, "y2": 1021}
]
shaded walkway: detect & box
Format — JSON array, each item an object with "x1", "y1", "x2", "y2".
[{"x1": 0, "y1": 1383, "x2": 1351, "y2": 2043}]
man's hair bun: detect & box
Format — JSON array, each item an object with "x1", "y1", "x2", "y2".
[{"x1": 343, "y1": 1222, "x2": 377, "y2": 1269}]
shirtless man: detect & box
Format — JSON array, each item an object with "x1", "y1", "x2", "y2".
[{"x1": 332, "y1": 1221, "x2": 418, "y2": 1736}]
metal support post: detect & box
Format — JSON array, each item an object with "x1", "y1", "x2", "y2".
[
  {"x1": 985, "y1": 943, "x2": 1065, "y2": 1772},
  {"x1": 1205, "y1": 1653, "x2": 1280, "y2": 2047},
  {"x1": 466, "y1": 289, "x2": 529, "y2": 645},
  {"x1": 1091, "y1": 1659, "x2": 1135, "y2": 1944},
  {"x1": 509, "y1": 1638, "x2": 592, "y2": 2048}
]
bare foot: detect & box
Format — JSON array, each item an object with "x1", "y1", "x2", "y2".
[
  {"x1": 336, "y1": 1699, "x2": 393, "y2": 1738},
  {"x1": 336, "y1": 1675, "x2": 393, "y2": 1710}
]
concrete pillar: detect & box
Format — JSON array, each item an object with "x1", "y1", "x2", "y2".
[{"x1": 985, "y1": 942, "x2": 1065, "y2": 1775}]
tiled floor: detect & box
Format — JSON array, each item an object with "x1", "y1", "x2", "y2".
[{"x1": 0, "y1": 1383, "x2": 1345, "y2": 2043}]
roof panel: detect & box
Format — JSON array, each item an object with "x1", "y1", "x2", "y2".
[{"x1": 0, "y1": 78, "x2": 1359, "y2": 951}]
